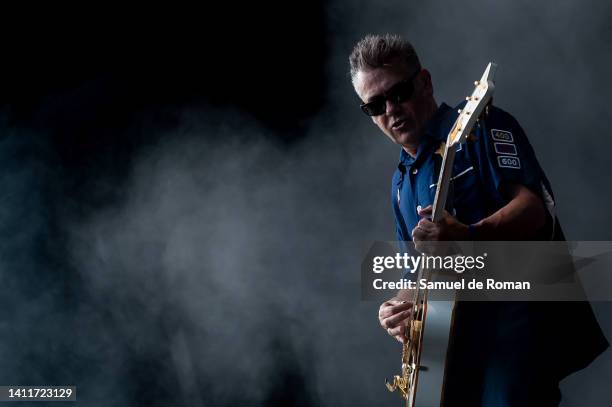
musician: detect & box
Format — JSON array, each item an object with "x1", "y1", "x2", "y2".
[{"x1": 349, "y1": 34, "x2": 608, "y2": 405}]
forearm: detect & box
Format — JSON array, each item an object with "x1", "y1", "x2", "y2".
[{"x1": 470, "y1": 183, "x2": 547, "y2": 240}]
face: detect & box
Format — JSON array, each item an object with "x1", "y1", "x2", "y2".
[{"x1": 354, "y1": 62, "x2": 434, "y2": 150}]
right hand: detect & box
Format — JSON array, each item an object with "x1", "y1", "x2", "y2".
[{"x1": 378, "y1": 299, "x2": 414, "y2": 344}]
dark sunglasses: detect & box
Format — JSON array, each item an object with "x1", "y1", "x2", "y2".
[{"x1": 360, "y1": 70, "x2": 421, "y2": 116}]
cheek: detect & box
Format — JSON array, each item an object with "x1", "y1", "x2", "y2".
[
  {"x1": 372, "y1": 116, "x2": 384, "y2": 128},
  {"x1": 411, "y1": 95, "x2": 430, "y2": 123},
  {"x1": 400, "y1": 102, "x2": 418, "y2": 119},
  {"x1": 373, "y1": 117, "x2": 391, "y2": 134}
]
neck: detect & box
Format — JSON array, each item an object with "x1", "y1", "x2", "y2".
[
  {"x1": 401, "y1": 144, "x2": 418, "y2": 158},
  {"x1": 401, "y1": 99, "x2": 439, "y2": 158}
]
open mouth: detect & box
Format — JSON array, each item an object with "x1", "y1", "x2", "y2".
[{"x1": 392, "y1": 118, "x2": 409, "y2": 131}]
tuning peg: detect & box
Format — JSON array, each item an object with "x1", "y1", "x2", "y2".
[
  {"x1": 474, "y1": 80, "x2": 480, "y2": 86},
  {"x1": 457, "y1": 109, "x2": 462, "y2": 114},
  {"x1": 465, "y1": 96, "x2": 471, "y2": 101}
]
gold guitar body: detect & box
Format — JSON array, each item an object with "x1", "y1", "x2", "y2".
[{"x1": 386, "y1": 272, "x2": 456, "y2": 406}]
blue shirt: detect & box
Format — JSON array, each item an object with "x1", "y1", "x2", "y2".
[{"x1": 391, "y1": 102, "x2": 558, "y2": 241}]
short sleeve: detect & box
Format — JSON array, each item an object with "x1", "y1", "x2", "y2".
[
  {"x1": 478, "y1": 106, "x2": 545, "y2": 197},
  {"x1": 473, "y1": 105, "x2": 560, "y2": 239}
]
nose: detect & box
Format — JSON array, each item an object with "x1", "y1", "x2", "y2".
[{"x1": 385, "y1": 99, "x2": 402, "y2": 115}]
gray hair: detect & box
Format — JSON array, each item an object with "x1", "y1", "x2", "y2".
[{"x1": 349, "y1": 34, "x2": 421, "y2": 85}]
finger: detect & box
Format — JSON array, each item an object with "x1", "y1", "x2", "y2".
[
  {"x1": 418, "y1": 205, "x2": 433, "y2": 217},
  {"x1": 379, "y1": 301, "x2": 412, "y2": 319},
  {"x1": 417, "y1": 218, "x2": 435, "y2": 230},
  {"x1": 387, "y1": 323, "x2": 407, "y2": 337},
  {"x1": 411, "y1": 226, "x2": 428, "y2": 241},
  {"x1": 381, "y1": 310, "x2": 411, "y2": 329},
  {"x1": 414, "y1": 240, "x2": 424, "y2": 254},
  {"x1": 394, "y1": 325, "x2": 408, "y2": 344},
  {"x1": 378, "y1": 301, "x2": 399, "y2": 318},
  {"x1": 382, "y1": 309, "x2": 413, "y2": 329},
  {"x1": 389, "y1": 301, "x2": 413, "y2": 315}
]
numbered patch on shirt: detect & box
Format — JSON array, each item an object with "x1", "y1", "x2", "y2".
[
  {"x1": 494, "y1": 142, "x2": 517, "y2": 156},
  {"x1": 497, "y1": 155, "x2": 521, "y2": 169},
  {"x1": 491, "y1": 129, "x2": 519, "y2": 169},
  {"x1": 491, "y1": 129, "x2": 514, "y2": 143}
]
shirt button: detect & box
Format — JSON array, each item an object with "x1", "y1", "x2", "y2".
[{"x1": 412, "y1": 168, "x2": 418, "y2": 175}]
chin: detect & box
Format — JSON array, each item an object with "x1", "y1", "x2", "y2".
[{"x1": 395, "y1": 132, "x2": 416, "y2": 146}]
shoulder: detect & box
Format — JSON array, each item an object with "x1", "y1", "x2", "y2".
[
  {"x1": 442, "y1": 102, "x2": 532, "y2": 154},
  {"x1": 482, "y1": 105, "x2": 527, "y2": 139},
  {"x1": 447, "y1": 101, "x2": 523, "y2": 132},
  {"x1": 485, "y1": 104, "x2": 520, "y2": 122}
]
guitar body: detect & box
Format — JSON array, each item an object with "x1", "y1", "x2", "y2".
[{"x1": 413, "y1": 299, "x2": 456, "y2": 406}]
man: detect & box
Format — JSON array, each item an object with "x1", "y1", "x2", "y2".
[{"x1": 350, "y1": 34, "x2": 608, "y2": 405}]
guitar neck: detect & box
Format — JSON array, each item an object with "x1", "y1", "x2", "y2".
[
  {"x1": 431, "y1": 143, "x2": 457, "y2": 223},
  {"x1": 431, "y1": 62, "x2": 497, "y2": 223}
]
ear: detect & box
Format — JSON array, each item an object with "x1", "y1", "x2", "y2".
[{"x1": 419, "y1": 69, "x2": 434, "y2": 97}]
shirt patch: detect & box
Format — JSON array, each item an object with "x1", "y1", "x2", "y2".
[
  {"x1": 494, "y1": 142, "x2": 517, "y2": 156},
  {"x1": 497, "y1": 155, "x2": 521, "y2": 169},
  {"x1": 491, "y1": 129, "x2": 514, "y2": 143}
]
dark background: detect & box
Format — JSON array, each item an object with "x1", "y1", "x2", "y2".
[{"x1": 2, "y1": 2, "x2": 611, "y2": 406}]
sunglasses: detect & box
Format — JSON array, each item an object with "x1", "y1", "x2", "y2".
[{"x1": 360, "y1": 70, "x2": 421, "y2": 116}]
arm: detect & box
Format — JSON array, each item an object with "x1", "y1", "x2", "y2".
[
  {"x1": 470, "y1": 183, "x2": 547, "y2": 240},
  {"x1": 411, "y1": 182, "x2": 547, "y2": 242},
  {"x1": 379, "y1": 219, "x2": 418, "y2": 344}
]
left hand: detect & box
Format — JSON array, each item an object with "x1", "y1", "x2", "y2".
[{"x1": 411, "y1": 205, "x2": 469, "y2": 251}]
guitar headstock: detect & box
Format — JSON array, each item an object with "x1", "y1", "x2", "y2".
[{"x1": 448, "y1": 62, "x2": 497, "y2": 147}]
